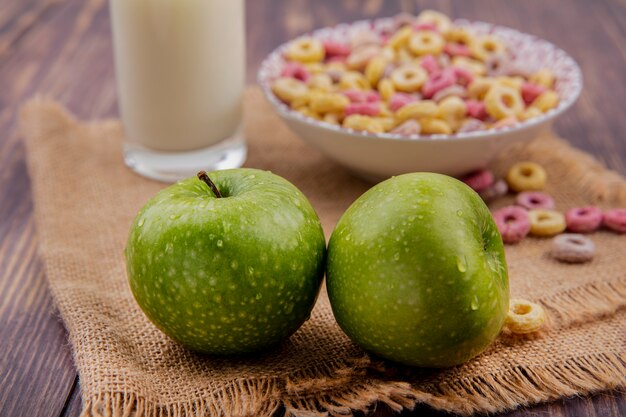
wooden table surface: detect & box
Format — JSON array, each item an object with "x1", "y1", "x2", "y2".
[{"x1": 1, "y1": 1, "x2": 624, "y2": 416}]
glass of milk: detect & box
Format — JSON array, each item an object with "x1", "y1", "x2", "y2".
[{"x1": 110, "y1": 0, "x2": 246, "y2": 182}]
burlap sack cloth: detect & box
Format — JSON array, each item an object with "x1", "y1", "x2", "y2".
[{"x1": 20, "y1": 87, "x2": 625, "y2": 417}]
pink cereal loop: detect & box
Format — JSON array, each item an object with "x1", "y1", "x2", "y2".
[
  {"x1": 343, "y1": 89, "x2": 380, "y2": 103},
  {"x1": 565, "y1": 206, "x2": 603, "y2": 233},
  {"x1": 461, "y1": 169, "x2": 494, "y2": 192},
  {"x1": 422, "y1": 68, "x2": 457, "y2": 99},
  {"x1": 521, "y1": 82, "x2": 548, "y2": 105},
  {"x1": 444, "y1": 43, "x2": 472, "y2": 57},
  {"x1": 280, "y1": 62, "x2": 311, "y2": 83},
  {"x1": 419, "y1": 54, "x2": 440, "y2": 75},
  {"x1": 452, "y1": 66, "x2": 475, "y2": 87},
  {"x1": 345, "y1": 102, "x2": 381, "y2": 116},
  {"x1": 516, "y1": 191, "x2": 555, "y2": 210},
  {"x1": 465, "y1": 100, "x2": 488, "y2": 120},
  {"x1": 389, "y1": 93, "x2": 417, "y2": 111},
  {"x1": 603, "y1": 208, "x2": 626, "y2": 233},
  {"x1": 323, "y1": 39, "x2": 351, "y2": 57},
  {"x1": 493, "y1": 206, "x2": 531, "y2": 244},
  {"x1": 413, "y1": 22, "x2": 439, "y2": 32}
]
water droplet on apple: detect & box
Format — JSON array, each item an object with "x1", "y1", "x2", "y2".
[
  {"x1": 470, "y1": 296, "x2": 479, "y2": 310},
  {"x1": 456, "y1": 210, "x2": 463, "y2": 217},
  {"x1": 255, "y1": 293, "x2": 263, "y2": 300},
  {"x1": 230, "y1": 260, "x2": 239, "y2": 270},
  {"x1": 169, "y1": 214, "x2": 179, "y2": 220},
  {"x1": 393, "y1": 253, "x2": 400, "y2": 261},
  {"x1": 247, "y1": 174, "x2": 256, "y2": 179},
  {"x1": 417, "y1": 215, "x2": 424, "y2": 220},
  {"x1": 216, "y1": 240, "x2": 224, "y2": 247},
  {"x1": 456, "y1": 255, "x2": 467, "y2": 272},
  {"x1": 138, "y1": 219, "x2": 144, "y2": 227}
]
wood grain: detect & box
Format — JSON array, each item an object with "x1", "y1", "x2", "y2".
[{"x1": 0, "y1": 1, "x2": 624, "y2": 417}]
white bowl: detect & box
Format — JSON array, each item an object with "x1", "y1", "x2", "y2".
[{"x1": 258, "y1": 17, "x2": 582, "y2": 181}]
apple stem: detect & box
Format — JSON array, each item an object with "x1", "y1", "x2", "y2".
[{"x1": 197, "y1": 171, "x2": 222, "y2": 198}]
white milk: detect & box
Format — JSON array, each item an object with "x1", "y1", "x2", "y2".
[{"x1": 110, "y1": 0, "x2": 245, "y2": 152}]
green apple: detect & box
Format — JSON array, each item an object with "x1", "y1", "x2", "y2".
[
  {"x1": 326, "y1": 173, "x2": 508, "y2": 367},
  {"x1": 125, "y1": 168, "x2": 326, "y2": 354}
]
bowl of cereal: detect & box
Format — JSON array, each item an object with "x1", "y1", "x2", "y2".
[{"x1": 258, "y1": 10, "x2": 582, "y2": 180}]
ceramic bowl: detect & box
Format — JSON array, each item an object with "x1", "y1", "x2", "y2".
[{"x1": 258, "y1": 17, "x2": 582, "y2": 181}]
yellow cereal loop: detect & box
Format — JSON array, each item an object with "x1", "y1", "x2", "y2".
[
  {"x1": 517, "y1": 107, "x2": 542, "y2": 121},
  {"x1": 390, "y1": 64, "x2": 427, "y2": 93},
  {"x1": 346, "y1": 45, "x2": 381, "y2": 71},
  {"x1": 506, "y1": 161, "x2": 547, "y2": 192},
  {"x1": 365, "y1": 56, "x2": 388, "y2": 88},
  {"x1": 470, "y1": 35, "x2": 506, "y2": 61},
  {"x1": 294, "y1": 106, "x2": 320, "y2": 120},
  {"x1": 378, "y1": 78, "x2": 395, "y2": 101},
  {"x1": 530, "y1": 68, "x2": 555, "y2": 88},
  {"x1": 304, "y1": 62, "x2": 325, "y2": 74},
  {"x1": 530, "y1": 90, "x2": 559, "y2": 112},
  {"x1": 467, "y1": 77, "x2": 495, "y2": 100},
  {"x1": 285, "y1": 37, "x2": 325, "y2": 63},
  {"x1": 308, "y1": 73, "x2": 334, "y2": 92},
  {"x1": 271, "y1": 77, "x2": 309, "y2": 104},
  {"x1": 506, "y1": 299, "x2": 546, "y2": 334},
  {"x1": 380, "y1": 46, "x2": 396, "y2": 62},
  {"x1": 343, "y1": 115, "x2": 384, "y2": 133},
  {"x1": 388, "y1": 26, "x2": 414, "y2": 50},
  {"x1": 420, "y1": 117, "x2": 452, "y2": 135},
  {"x1": 416, "y1": 10, "x2": 452, "y2": 33},
  {"x1": 376, "y1": 117, "x2": 396, "y2": 132},
  {"x1": 452, "y1": 56, "x2": 487, "y2": 76},
  {"x1": 408, "y1": 31, "x2": 445, "y2": 56},
  {"x1": 444, "y1": 27, "x2": 475, "y2": 46},
  {"x1": 322, "y1": 112, "x2": 342, "y2": 125},
  {"x1": 497, "y1": 76, "x2": 524, "y2": 91},
  {"x1": 528, "y1": 210, "x2": 567, "y2": 236},
  {"x1": 309, "y1": 93, "x2": 350, "y2": 114},
  {"x1": 484, "y1": 84, "x2": 524, "y2": 120},
  {"x1": 339, "y1": 71, "x2": 370, "y2": 90},
  {"x1": 437, "y1": 96, "x2": 467, "y2": 121},
  {"x1": 395, "y1": 100, "x2": 438, "y2": 123}
]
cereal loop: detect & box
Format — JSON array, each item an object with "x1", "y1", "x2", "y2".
[
  {"x1": 565, "y1": 206, "x2": 603, "y2": 233},
  {"x1": 395, "y1": 100, "x2": 438, "y2": 123},
  {"x1": 345, "y1": 102, "x2": 381, "y2": 117},
  {"x1": 458, "y1": 118, "x2": 486, "y2": 133},
  {"x1": 479, "y1": 179, "x2": 508, "y2": 202},
  {"x1": 530, "y1": 90, "x2": 559, "y2": 112},
  {"x1": 365, "y1": 56, "x2": 388, "y2": 87},
  {"x1": 603, "y1": 208, "x2": 626, "y2": 233},
  {"x1": 346, "y1": 45, "x2": 381, "y2": 71},
  {"x1": 420, "y1": 117, "x2": 452, "y2": 134},
  {"x1": 422, "y1": 68, "x2": 457, "y2": 98},
  {"x1": 339, "y1": 71, "x2": 370, "y2": 90},
  {"x1": 465, "y1": 99, "x2": 488, "y2": 120},
  {"x1": 470, "y1": 35, "x2": 505, "y2": 61},
  {"x1": 493, "y1": 206, "x2": 531, "y2": 244},
  {"x1": 461, "y1": 169, "x2": 494, "y2": 192},
  {"x1": 521, "y1": 82, "x2": 547, "y2": 104},
  {"x1": 484, "y1": 84, "x2": 524, "y2": 120},
  {"x1": 528, "y1": 209, "x2": 567, "y2": 236},
  {"x1": 309, "y1": 93, "x2": 350, "y2": 114},
  {"x1": 506, "y1": 161, "x2": 547, "y2": 192},
  {"x1": 416, "y1": 10, "x2": 452, "y2": 33},
  {"x1": 271, "y1": 77, "x2": 309, "y2": 104},
  {"x1": 506, "y1": 299, "x2": 546, "y2": 334},
  {"x1": 391, "y1": 65, "x2": 428, "y2": 92},
  {"x1": 437, "y1": 96, "x2": 467, "y2": 125},
  {"x1": 452, "y1": 56, "x2": 487, "y2": 76},
  {"x1": 389, "y1": 93, "x2": 417, "y2": 111},
  {"x1": 378, "y1": 78, "x2": 396, "y2": 101},
  {"x1": 390, "y1": 119, "x2": 421, "y2": 136},
  {"x1": 408, "y1": 31, "x2": 445, "y2": 56},
  {"x1": 516, "y1": 191, "x2": 555, "y2": 210},
  {"x1": 285, "y1": 37, "x2": 325, "y2": 63},
  {"x1": 342, "y1": 115, "x2": 384, "y2": 133},
  {"x1": 388, "y1": 26, "x2": 414, "y2": 50},
  {"x1": 529, "y1": 68, "x2": 555, "y2": 88},
  {"x1": 308, "y1": 73, "x2": 333, "y2": 91},
  {"x1": 551, "y1": 234, "x2": 596, "y2": 263},
  {"x1": 467, "y1": 77, "x2": 495, "y2": 100}
]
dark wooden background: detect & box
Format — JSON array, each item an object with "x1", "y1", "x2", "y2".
[{"x1": 0, "y1": 1, "x2": 624, "y2": 416}]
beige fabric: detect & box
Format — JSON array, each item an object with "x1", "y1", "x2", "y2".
[{"x1": 20, "y1": 87, "x2": 625, "y2": 417}]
